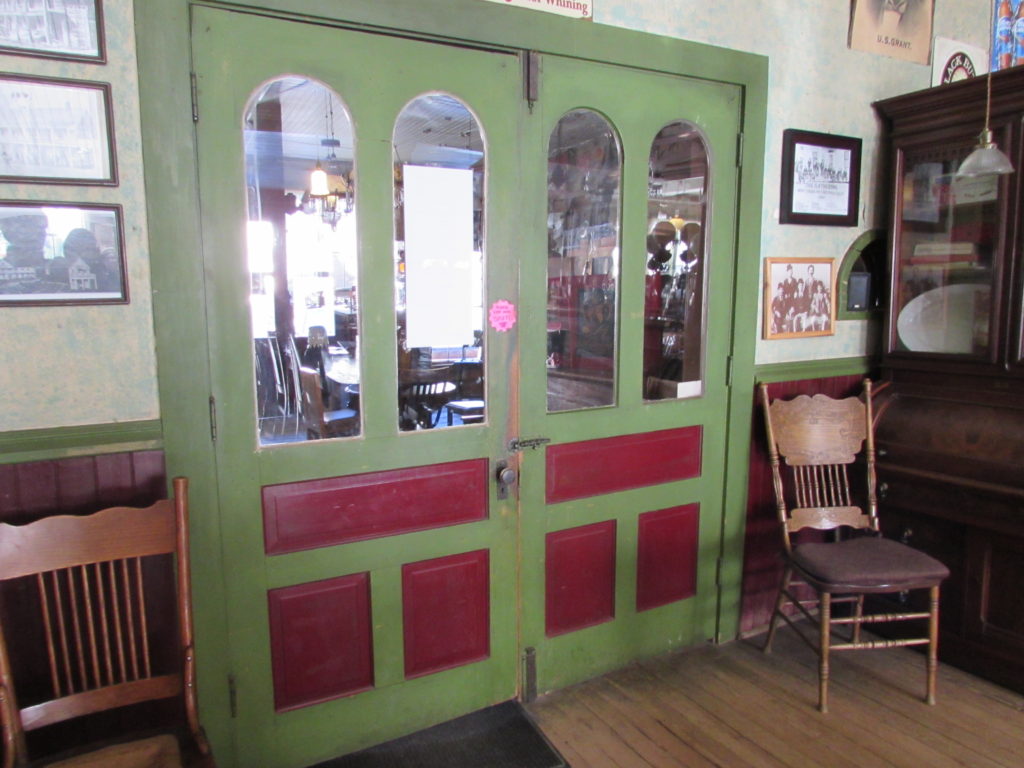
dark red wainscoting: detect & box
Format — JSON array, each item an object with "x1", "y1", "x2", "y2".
[
  {"x1": 740, "y1": 375, "x2": 867, "y2": 634},
  {"x1": 0, "y1": 450, "x2": 167, "y2": 525},
  {"x1": 402, "y1": 549, "x2": 490, "y2": 679},
  {"x1": 545, "y1": 520, "x2": 616, "y2": 637},
  {"x1": 545, "y1": 427, "x2": 701, "y2": 504},
  {"x1": 263, "y1": 459, "x2": 489, "y2": 555},
  {"x1": 268, "y1": 572, "x2": 374, "y2": 712},
  {"x1": 636, "y1": 504, "x2": 700, "y2": 612}
]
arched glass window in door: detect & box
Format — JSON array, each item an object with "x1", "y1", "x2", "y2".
[
  {"x1": 393, "y1": 93, "x2": 486, "y2": 432},
  {"x1": 244, "y1": 77, "x2": 360, "y2": 446},
  {"x1": 643, "y1": 121, "x2": 708, "y2": 401},
  {"x1": 546, "y1": 110, "x2": 622, "y2": 412}
]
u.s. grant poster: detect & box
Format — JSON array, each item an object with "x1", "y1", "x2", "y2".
[
  {"x1": 478, "y1": 0, "x2": 591, "y2": 18},
  {"x1": 791, "y1": 143, "x2": 853, "y2": 217},
  {"x1": 849, "y1": 0, "x2": 935, "y2": 64}
]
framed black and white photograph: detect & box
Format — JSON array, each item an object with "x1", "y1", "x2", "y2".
[
  {"x1": 763, "y1": 257, "x2": 835, "y2": 339},
  {"x1": 0, "y1": 0, "x2": 105, "y2": 62},
  {"x1": 0, "y1": 74, "x2": 117, "y2": 185},
  {"x1": 0, "y1": 201, "x2": 127, "y2": 305},
  {"x1": 779, "y1": 129, "x2": 861, "y2": 227}
]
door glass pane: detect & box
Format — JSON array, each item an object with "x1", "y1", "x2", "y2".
[
  {"x1": 644, "y1": 121, "x2": 708, "y2": 400},
  {"x1": 546, "y1": 110, "x2": 621, "y2": 412},
  {"x1": 394, "y1": 93, "x2": 486, "y2": 431},
  {"x1": 244, "y1": 77, "x2": 360, "y2": 446},
  {"x1": 893, "y1": 147, "x2": 997, "y2": 357}
]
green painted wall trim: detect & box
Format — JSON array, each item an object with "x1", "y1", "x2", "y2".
[
  {"x1": 753, "y1": 356, "x2": 877, "y2": 384},
  {"x1": 837, "y1": 228, "x2": 885, "y2": 321},
  {"x1": 0, "y1": 420, "x2": 163, "y2": 464}
]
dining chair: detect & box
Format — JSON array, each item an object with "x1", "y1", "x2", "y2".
[
  {"x1": 0, "y1": 477, "x2": 214, "y2": 767},
  {"x1": 759, "y1": 378, "x2": 949, "y2": 712},
  {"x1": 298, "y1": 367, "x2": 358, "y2": 439}
]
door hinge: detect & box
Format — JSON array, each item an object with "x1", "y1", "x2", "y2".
[
  {"x1": 509, "y1": 436, "x2": 550, "y2": 452},
  {"x1": 736, "y1": 132, "x2": 744, "y2": 168},
  {"x1": 726, "y1": 355, "x2": 734, "y2": 388},
  {"x1": 523, "y1": 50, "x2": 540, "y2": 112},
  {"x1": 190, "y1": 72, "x2": 199, "y2": 123},
  {"x1": 208, "y1": 395, "x2": 217, "y2": 443},
  {"x1": 228, "y1": 674, "x2": 237, "y2": 718}
]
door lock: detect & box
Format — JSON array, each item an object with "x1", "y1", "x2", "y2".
[{"x1": 495, "y1": 460, "x2": 518, "y2": 500}]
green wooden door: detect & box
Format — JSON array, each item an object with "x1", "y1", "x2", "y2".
[
  {"x1": 192, "y1": 7, "x2": 742, "y2": 767},
  {"x1": 193, "y1": 8, "x2": 523, "y2": 767},
  {"x1": 516, "y1": 55, "x2": 743, "y2": 693}
]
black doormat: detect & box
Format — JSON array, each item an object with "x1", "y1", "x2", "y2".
[{"x1": 310, "y1": 700, "x2": 569, "y2": 768}]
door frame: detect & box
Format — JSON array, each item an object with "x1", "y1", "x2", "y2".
[{"x1": 136, "y1": 2, "x2": 767, "y2": 765}]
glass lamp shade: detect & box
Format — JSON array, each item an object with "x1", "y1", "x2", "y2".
[
  {"x1": 309, "y1": 163, "x2": 329, "y2": 197},
  {"x1": 956, "y1": 130, "x2": 1015, "y2": 178}
]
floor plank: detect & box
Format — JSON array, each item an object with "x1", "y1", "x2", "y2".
[{"x1": 528, "y1": 628, "x2": 1024, "y2": 768}]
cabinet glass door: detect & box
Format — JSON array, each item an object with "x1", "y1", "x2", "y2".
[{"x1": 891, "y1": 145, "x2": 1003, "y2": 357}]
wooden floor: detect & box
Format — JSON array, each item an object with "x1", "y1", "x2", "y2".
[{"x1": 527, "y1": 628, "x2": 1024, "y2": 768}]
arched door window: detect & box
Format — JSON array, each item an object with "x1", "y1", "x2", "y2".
[
  {"x1": 545, "y1": 109, "x2": 622, "y2": 412},
  {"x1": 244, "y1": 77, "x2": 359, "y2": 445},
  {"x1": 643, "y1": 121, "x2": 709, "y2": 400},
  {"x1": 393, "y1": 93, "x2": 486, "y2": 431}
]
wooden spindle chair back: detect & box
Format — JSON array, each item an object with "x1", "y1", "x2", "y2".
[
  {"x1": 0, "y1": 477, "x2": 209, "y2": 767},
  {"x1": 760, "y1": 382, "x2": 878, "y2": 551}
]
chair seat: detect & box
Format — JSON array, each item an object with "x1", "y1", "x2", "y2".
[
  {"x1": 43, "y1": 734, "x2": 182, "y2": 768},
  {"x1": 792, "y1": 537, "x2": 949, "y2": 592}
]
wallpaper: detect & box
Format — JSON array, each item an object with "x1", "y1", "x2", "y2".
[{"x1": 0, "y1": 0, "x2": 157, "y2": 431}]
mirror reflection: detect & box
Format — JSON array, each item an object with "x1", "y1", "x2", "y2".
[
  {"x1": 546, "y1": 109, "x2": 622, "y2": 412},
  {"x1": 244, "y1": 77, "x2": 361, "y2": 445},
  {"x1": 394, "y1": 93, "x2": 486, "y2": 431},
  {"x1": 644, "y1": 121, "x2": 708, "y2": 400}
]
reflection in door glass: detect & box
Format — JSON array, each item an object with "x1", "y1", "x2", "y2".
[
  {"x1": 546, "y1": 110, "x2": 621, "y2": 412},
  {"x1": 394, "y1": 93, "x2": 486, "y2": 432},
  {"x1": 244, "y1": 77, "x2": 360, "y2": 446},
  {"x1": 644, "y1": 121, "x2": 708, "y2": 400}
]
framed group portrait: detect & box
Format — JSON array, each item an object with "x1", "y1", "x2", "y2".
[{"x1": 763, "y1": 257, "x2": 836, "y2": 340}]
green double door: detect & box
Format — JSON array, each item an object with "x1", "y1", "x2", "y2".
[{"x1": 193, "y1": 6, "x2": 741, "y2": 767}]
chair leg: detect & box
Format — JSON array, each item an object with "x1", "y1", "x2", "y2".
[
  {"x1": 763, "y1": 565, "x2": 792, "y2": 654},
  {"x1": 818, "y1": 592, "x2": 831, "y2": 714},
  {"x1": 852, "y1": 594, "x2": 864, "y2": 643},
  {"x1": 926, "y1": 585, "x2": 940, "y2": 705}
]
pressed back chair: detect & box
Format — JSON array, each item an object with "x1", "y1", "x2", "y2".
[
  {"x1": 0, "y1": 477, "x2": 212, "y2": 767},
  {"x1": 759, "y1": 379, "x2": 949, "y2": 712}
]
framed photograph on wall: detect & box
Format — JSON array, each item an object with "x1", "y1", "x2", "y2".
[
  {"x1": 763, "y1": 257, "x2": 835, "y2": 339},
  {"x1": 0, "y1": 74, "x2": 117, "y2": 185},
  {"x1": 0, "y1": 200, "x2": 127, "y2": 305},
  {"x1": 0, "y1": 0, "x2": 105, "y2": 62},
  {"x1": 779, "y1": 129, "x2": 861, "y2": 226}
]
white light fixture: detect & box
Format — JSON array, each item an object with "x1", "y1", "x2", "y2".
[
  {"x1": 308, "y1": 162, "x2": 329, "y2": 197},
  {"x1": 957, "y1": 1, "x2": 1014, "y2": 178}
]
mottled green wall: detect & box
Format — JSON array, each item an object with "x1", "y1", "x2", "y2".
[
  {"x1": 0, "y1": 0, "x2": 157, "y2": 432},
  {"x1": 0, "y1": 0, "x2": 989, "y2": 431}
]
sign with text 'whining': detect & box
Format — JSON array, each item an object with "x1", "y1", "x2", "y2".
[{"x1": 478, "y1": 0, "x2": 591, "y2": 20}]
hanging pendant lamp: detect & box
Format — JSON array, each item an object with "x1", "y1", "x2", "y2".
[{"x1": 957, "y1": 1, "x2": 1014, "y2": 178}]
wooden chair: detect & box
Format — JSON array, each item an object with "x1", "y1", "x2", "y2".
[
  {"x1": 398, "y1": 366, "x2": 456, "y2": 430},
  {"x1": 0, "y1": 477, "x2": 213, "y2": 767},
  {"x1": 298, "y1": 367, "x2": 358, "y2": 439},
  {"x1": 759, "y1": 379, "x2": 949, "y2": 713}
]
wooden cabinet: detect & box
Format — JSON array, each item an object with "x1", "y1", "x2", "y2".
[{"x1": 873, "y1": 68, "x2": 1024, "y2": 694}]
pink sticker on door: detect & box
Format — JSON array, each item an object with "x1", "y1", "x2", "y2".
[{"x1": 488, "y1": 299, "x2": 517, "y2": 332}]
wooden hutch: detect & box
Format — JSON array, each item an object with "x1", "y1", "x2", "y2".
[{"x1": 873, "y1": 67, "x2": 1024, "y2": 693}]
